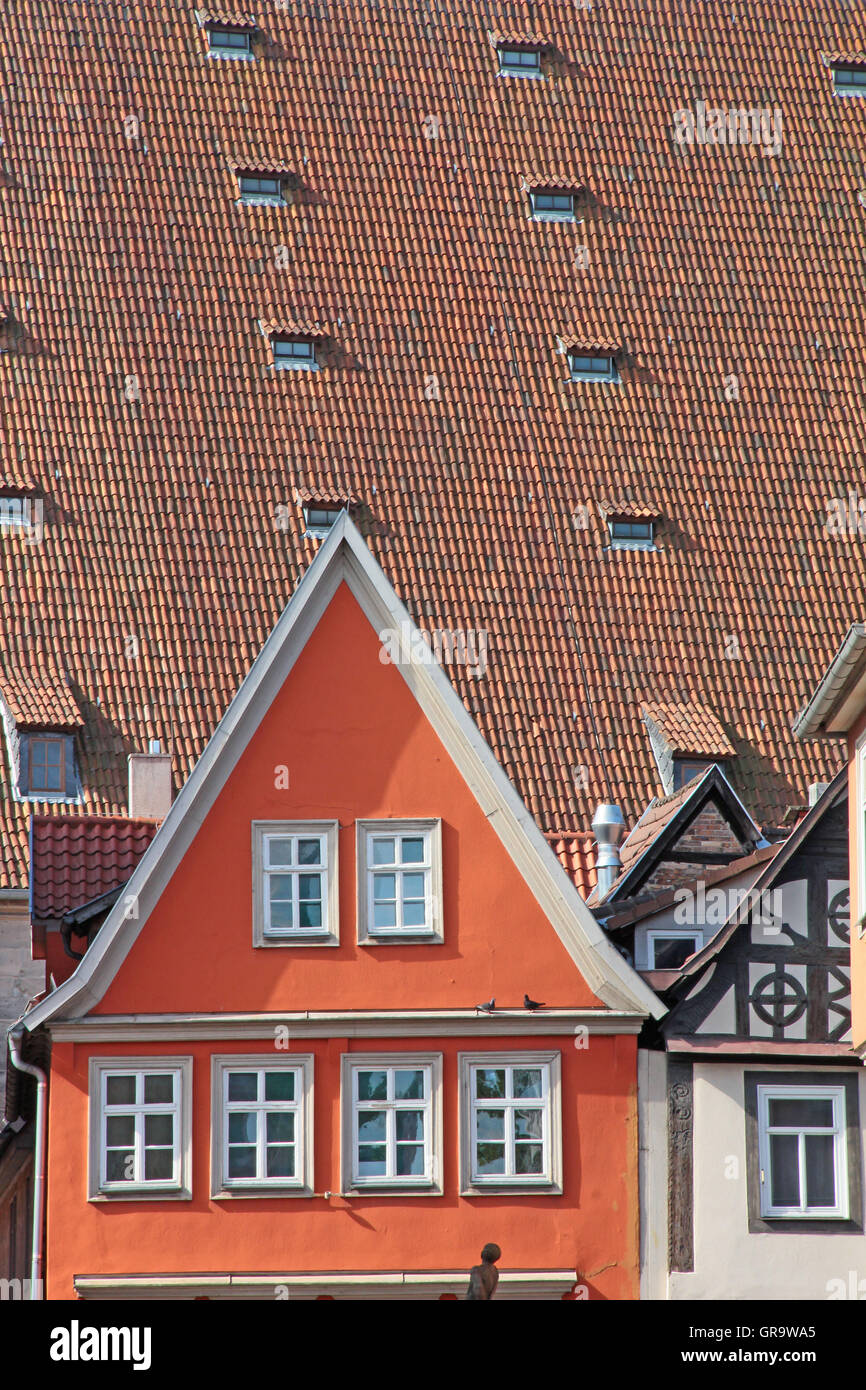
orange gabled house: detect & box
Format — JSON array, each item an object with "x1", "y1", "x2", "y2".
[{"x1": 21, "y1": 516, "x2": 662, "y2": 1301}]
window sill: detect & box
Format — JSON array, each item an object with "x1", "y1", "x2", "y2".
[
  {"x1": 343, "y1": 1182, "x2": 442, "y2": 1198},
  {"x1": 238, "y1": 197, "x2": 287, "y2": 208},
  {"x1": 256, "y1": 933, "x2": 339, "y2": 948},
  {"x1": 272, "y1": 361, "x2": 319, "y2": 372},
  {"x1": 359, "y1": 931, "x2": 443, "y2": 946},
  {"x1": 208, "y1": 51, "x2": 255, "y2": 61},
  {"x1": 531, "y1": 214, "x2": 579, "y2": 224},
  {"x1": 749, "y1": 1214, "x2": 860, "y2": 1235},
  {"x1": 498, "y1": 70, "x2": 544, "y2": 80},
  {"x1": 461, "y1": 1180, "x2": 561, "y2": 1198},
  {"x1": 212, "y1": 1185, "x2": 313, "y2": 1201},
  {"x1": 90, "y1": 1186, "x2": 191, "y2": 1203}
]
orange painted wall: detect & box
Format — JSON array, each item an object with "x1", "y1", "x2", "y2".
[
  {"x1": 848, "y1": 710, "x2": 866, "y2": 1049},
  {"x1": 46, "y1": 1033, "x2": 639, "y2": 1300},
  {"x1": 96, "y1": 582, "x2": 601, "y2": 1015},
  {"x1": 45, "y1": 580, "x2": 641, "y2": 1297}
]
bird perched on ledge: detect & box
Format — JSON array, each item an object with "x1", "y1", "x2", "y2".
[
  {"x1": 476, "y1": 998, "x2": 496, "y2": 1014},
  {"x1": 523, "y1": 994, "x2": 545, "y2": 1011}
]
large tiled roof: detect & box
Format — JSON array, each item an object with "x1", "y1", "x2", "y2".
[
  {"x1": 0, "y1": 2, "x2": 863, "y2": 888},
  {"x1": 30, "y1": 816, "x2": 159, "y2": 921}
]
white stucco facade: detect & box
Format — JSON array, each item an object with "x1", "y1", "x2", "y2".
[{"x1": 640, "y1": 1057, "x2": 866, "y2": 1300}]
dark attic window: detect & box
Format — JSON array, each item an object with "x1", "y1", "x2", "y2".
[
  {"x1": 530, "y1": 189, "x2": 577, "y2": 222},
  {"x1": 672, "y1": 759, "x2": 719, "y2": 791},
  {"x1": 569, "y1": 352, "x2": 618, "y2": 383},
  {"x1": 18, "y1": 733, "x2": 78, "y2": 799},
  {"x1": 302, "y1": 502, "x2": 345, "y2": 538},
  {"x1": 207, "y1": 24, "x2": 254, "y2": 59},
  {"x1": 832, "y1": 63, "x2": 866, "y2": 95},
  {"x1": 496, "y1": 45, "x2": 543, "y2": 78},
  {"x1": 273, "y1": 336, "x2": 318, "y2": 370},
  {"x1": 238, "y1": 173, "x2": 285, "y2": 204}
]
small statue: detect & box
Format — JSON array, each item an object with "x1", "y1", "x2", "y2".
[{"x1": 465, "y1": 1243, "x2": 501, "y2": 1300}]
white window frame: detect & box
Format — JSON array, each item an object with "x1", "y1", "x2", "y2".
[
  {"x1": 833, "y1": 66, "x2": 866, "y2": 96},
  {"x1": 207, "y1": 26, "x2": 254, "y2": 59},
  {"x1": 569, "y1": 353, "x2": 619, "y2": 383},
  {"x1": 608, "y1": 518, "x2": 654, "y2": 551},
  {"x1": 646, "y1": 929, "x2": 703, "y2": 969},
  {"x1": 341, "y1": 1053, "x2": 443, "y2": 1194},
  {"x1": 757, "y1": 1084, "x2": 849, "y2": 1219},
  {"x1": 252, "y1": 820, "x2": 339, "y2": 947},
  {"x1": 238, "y1": 174, "x2": 285, "y2": 205},
  {"x1": 459, "y1": 1051, "x2": 562, "y2": 1195},
  {"x1": 356, "y1": 819, "x2": 443, "y2": 944},
  {"x1": 211, "y1": 1054, "x2": 314, "y2": 1198},
  {"x1": 88, "y1": 1057, "x2": 192, "y2": 1201},
  {"x1": 530, "y1": 191, "x2": 576, "y2": 222},
  {"x1": 272, "y1": 337, "x2": 318, "y2": 371},
  {"x1": 857, "y1": 734, "x2": 866, "y2": 934},
  {"x1": 303, "y1": 504, "x2": 344, "y2": 538},
  {"x1": 497, "y1": 47, "x2": 543, "y2": 78}
]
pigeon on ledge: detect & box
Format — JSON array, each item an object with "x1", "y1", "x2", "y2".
[{"x1": 523, "y1": 994, "x2": 545, "y2": 1011}]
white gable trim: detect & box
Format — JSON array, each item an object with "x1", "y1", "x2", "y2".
[{"x1": 23, "y1": 515, "x2": 662, "y2": 1028}]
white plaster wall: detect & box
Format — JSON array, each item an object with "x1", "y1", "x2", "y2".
[
  {"x1": 669, "y1": 1062, "x2": 866, "y2": 1300},
  {"x1": 638, "y1": 1048, "x2": 669, "y2": 1298}
]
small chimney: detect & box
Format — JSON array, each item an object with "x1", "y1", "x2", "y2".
[
  {"x1": 592, "y1": 803, "x2": 625, "y2": 898},
  {"x1": 808, "y1": 781, "x2": 829, "y2": 808},
  {"x1": 128, "y1": 748, "x2": 172, "y2": 820}
]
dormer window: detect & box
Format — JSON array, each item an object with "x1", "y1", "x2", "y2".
[
  {"x1": 273, "y1": 336, "x2": 317, "y2": 370},
  {"x1": 569, "y1": 353, "x2": 618, "y2": 383},
  {"x1": 530, "y1": 189, "x2": 577, "y2": 222},
  {"x1": 238, "y1": 173, "x2": 285, "y2": 204},
  {"x1": 673, "y1": 759, "x2": 718, "y2": 790},
  {"x1": 496, "y1": 45, "x2": 543, "y2": 78},
  {"x1": 302, "y1": 503, "x2": 345, "y2": 538},
  {"x1": 207, "y1": 24, "x2": 254, "y2": 58},
  {"x1": 609, "y1": 517, "x2": 654, "y2": 550},
  {"x1": 0, "y1": 660, "x2": 84, "y2": 803},
  {"x1": 832, "y1": 63, "x2": 866, "y2": 95}
]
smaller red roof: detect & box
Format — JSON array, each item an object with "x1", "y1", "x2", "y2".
[{"x1": 30, "y1": 815, "x2": 159, "y2": 920}]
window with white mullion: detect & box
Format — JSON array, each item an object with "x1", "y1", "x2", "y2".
[
  {"x1": 100, "y1": 1069, "x2": 180, "y2": 1190},
  {"x1": 223, "y1": 1067, "x2": 301, "y2": 1185},
  {"x1": 352, "y1": 1064, "x2": 432, "y2": 1184},
  {"x1": 368, "y1": 832, "x2": 432, "y2": 934},
  {"x1": 263, "y1": 831, "x2": 326, "y2": 935},
  {"x1": 758, "y1": 1086, "x2": 847, "y2": 1218},
  {"x1": 470, "y1": 1063, "x2": 548, "y2": 1182}
]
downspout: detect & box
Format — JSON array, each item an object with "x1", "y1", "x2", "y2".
[{"x1": 8, "y1": 1027, "x2": 46, "y2": 1300}]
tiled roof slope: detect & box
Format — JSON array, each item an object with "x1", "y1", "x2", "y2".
[
  {"x1": 30, "y1": 816, "x2": 159, "y2": 921},
  {"x1": 547, "y1": 832, "x2": 597, "y2": 900},
  {"x1": 0, "y1": 2, "x2": 862, "y2": 888}
]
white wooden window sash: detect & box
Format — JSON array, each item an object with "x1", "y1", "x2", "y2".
[
  {"x1": 351, "y1": 1063, "x2": 433, "y2": 1184},
  {"x1": 222, "y1": 1066, "x2": 303, "y2": 1186},
  {"x1": 366, "y1": 829, "x2": 433, "y2": 934},
  {"x1": 758, "y1": 1085, "x2": 848, "y2": 1218},
  {"x1": 469, "y1": 1062, "x2": 550, "y2": 1184},
  {"x1": 263, "y1": 830, "x2": 327, "y2": 935},
  {"x1": 100, "y1": 1068, "x2": 181, "y2": 1190}
]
